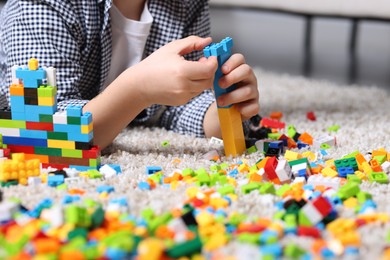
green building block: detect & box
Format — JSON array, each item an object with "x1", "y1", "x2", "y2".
[
  {"x1": 65, "y1": 205, "x2": 91, "y2": 228},
  {"x1": 268, "y1": 132, "x2": 281, "y2": 140},
  {"x1": 259, "y1": 182, "x2": 276, "y2": 195},
  {"x1": 67, "y1": 116, "x2": 81, "y2": 125},
  {"x1": 217, "y1": 175, "x2": 228, "y2": 185},
  {"x1": 347, "y1": 174, "x2": 362, "y2": 184},
  {"x1": 247, "y1": 145, "x2": 257, "y2": 154},
  {"x1": 35, "y1": 146, "x2": 62, "y2": 156},
  {"x1": 62, "y1": 148, "x2": 83, "y2": 158},
  {"x1": 166, "y1": 232, "x2": 202, "y2": 258},
  {"x1": 276, "y1": 184, "x2": 292, "y2": 197},
  {"x1": 39, "y1": 114, "x2": 53, "y2": 123},
  {"x1": 217, "y1": 185, "x2": 235, "y2": 196},
  {"x1": 196, "y1": 173, "x2": 211, "y2": 186},
  {"x1": 298, "y1": 211, "x2": 312, "y2": 226},
  {"x1": 87, "y1": 169, "x2": 102, "y2": 178},
  {"x1": 327, "y1": 124, "x2": 340, "y2": 132},
  {"x1": 47, "y1": 131, "x2": 68, "y2": 140},
  {"x1": 182, "y1": 168, "x2": 195, "y2": 177},
  {"x1": 238, "y1": 233, "x2": 260, "y2": 244},
  {"x1": 210, "y1": 164, "x2": 221, "y2": 172},
  {"x1": 149, "y1": 212, "x2": 173, "y2": 234},
  {"x1": 337, "y1": 182, "x2": 360, "y2": 200},
  {"x1": 356, "y1": 191, "x2": 373, "y2": 204},
  {"x1": 68, "y1": 227, "x2": 88, "y2": 240},
  {"x1": 228, "y1": 213, "x2": 247, "y2": 226},
  {"x1": 0, "y1": 119, "x2": 26, "y2": 129},
  {"x1": 287, "y1": 125, "x2": 297, "y2": 138},
  {"x1": 374, "y1": 155, "x2": 387, "y2": 165},
  {"x1": 241, "y1": 182, "x2": 262, "y2": 194},
  {"x1": 369, "y1": 172, "x2": 389, "y2": 184},
  {"x1": 195, "y1": 168, "x2": 208, "y2": 176},
  {"x1": 284, "y1": 244, "x2": 306, "y2": 258},
  {"x1": 334, "y1": 157, "x2": 358, "y2": 171}
]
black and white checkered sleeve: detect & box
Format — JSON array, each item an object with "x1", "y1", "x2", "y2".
[
  {"x1": 0, "y1": 0, "x2": 89, "y2": 110},
  {"x1": 158, "y1": 0, "x2": 217, "y2": 137}
]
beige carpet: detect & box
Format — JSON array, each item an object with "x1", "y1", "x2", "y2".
[{"x1": 1, "y1": 68, "x2": 390, "y2": 259}]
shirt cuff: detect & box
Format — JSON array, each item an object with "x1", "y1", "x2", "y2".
[{"x1": 160, "y1": 90, "x2": 216, "y2": 137}]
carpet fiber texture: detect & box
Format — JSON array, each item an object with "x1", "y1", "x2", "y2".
[{"x1": 1, "y1": 69, "x2": 390, "y2": 259}]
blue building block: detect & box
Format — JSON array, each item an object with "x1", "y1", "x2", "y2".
[
  {"x1": 20, "y1": 129, "x2": 48, "y2": 139},
  {"x1": 96, "y1": 185, "x2": 115, "y2": 194},
  {"x1": 66, "y1": 105, "x2": 83, "y2": 117},
  {"x1": 146, "y1": 166, "x2": 162, "y2": 175},
  {"x1": 69, "y1": 165, "x2": 97, "y2": 172},
  {"x1": 107, "y1": 164, "x2": 122, "y2": 174},
  {"x1": 15, "y1": 67, "x2": 46, "y2": 88},
  {"x1": 53, "y1": 124, "x2": 82, "y2": 134},
  {"x1": 138, "y1": 181, "x2": 151, "y2": 190},
  {"x1": 269, "y1": 140, "x2": 283, "y2": 149},
  {"x1": 48, "y1": 175, "x2": 65, "y2": 187},
  {"x1": 25, "y1": 104, "x2": 56, "y2": 115},
  {"x1": 10, "y1": 96, "x2": 25, "y2": 113},
  {"x1": 110, "y1": 197, "x2": 128, "y2": 207},
  {"x1": 11, "y1": 111, "x2": 26, "y2": 120},
  {"x1": 81, "y1": 112, "x2": 93, "y2": 125},
  {"x1": 203, "y1": 37, "x2": 237, "y2": 108},
  {"x1": 2, "y1": 136, "x2": 47, "y2": 146},
  {"x1": 68, "y1": 131, "x2": 93, "y2": 142}
]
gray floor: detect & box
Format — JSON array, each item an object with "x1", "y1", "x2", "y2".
[{"x1": 210, "y1": 7, "x2": 390, "y2": 90}]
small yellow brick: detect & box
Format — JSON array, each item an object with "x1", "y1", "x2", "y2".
[{"x1": 321, "y1": 167, "x2": 338, "y2": 177}]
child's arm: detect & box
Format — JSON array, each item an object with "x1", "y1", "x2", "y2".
[
  {"x1": 83, "y1": 36, "x2": 218, "y2": 148},
  {"x1": 203, "y1": 53, "x2": 260, "y2": 138}
]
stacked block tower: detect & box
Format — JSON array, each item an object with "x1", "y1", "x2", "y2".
[
  {"x1": 203, "y1": 37, "x2": 246, "y2": 157},
  {"x1": 0, "y1": 58, "x2": 100, "y2": 175}
]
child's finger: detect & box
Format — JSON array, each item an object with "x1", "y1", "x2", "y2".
[
  {"x1": 185, "y1": 56, "x2": 218, "y2": 80},
  {"x1": 170, "y1": 36, "x2": 213, "y2": 56},
  {"x1": 217, "y1": 84, "x2": 258, "y2": 107},
  {"x1": 218, "y1": 63, "x2": 254, "y2": 89},
  {"x1": 235, "y1": 99, "x2": 260, "y2": 120},
  {"x1": 221, "y1": 53, "x2": 246, "y2": 74}
]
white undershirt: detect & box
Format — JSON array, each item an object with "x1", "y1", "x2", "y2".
[{"x1": 103, "y1": 3, "x2": 153, "y2": 89}]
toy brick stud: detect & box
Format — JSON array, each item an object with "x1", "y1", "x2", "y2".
[
  {"x1": 203, "y1": 37, "x2": 246, "y2": 157},
  {"x1": 28, "y1": 58, "x2": 39, "y2": 71}
]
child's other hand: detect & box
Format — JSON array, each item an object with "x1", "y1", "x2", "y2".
[
  {"x1": 215, "y1": 53, "x2": 259, "y2": 120},
  {"x1": 135, "y1": 36, "x2": 218, "y2": 106}
]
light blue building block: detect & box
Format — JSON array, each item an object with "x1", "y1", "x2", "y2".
[
  {"x1": 81, "y1": 112, "x2": 92, "y2": 125},
  {"x1": 20, "y1": 129, "x2": 48, "y2": 139},
  {"x1": 203, "y1": 37, "x2": 236, "y2": 108},
  {"x1": 15, "y1": 67, "x2": 46, "y2": 88},
  {"x1": 10, "y1": 96, "x2": 25, "y2": 112},
  {"x1": 66, "y1": 105, "x2": 83, "y2": 117}
]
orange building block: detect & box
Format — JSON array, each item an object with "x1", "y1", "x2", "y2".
[{"x1": 217, "y1": 106, "x2": 246, "y2": 157}]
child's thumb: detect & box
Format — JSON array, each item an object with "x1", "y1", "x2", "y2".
[{"x1": 171, "y1": 36, "x2": 213, "y2": 56}]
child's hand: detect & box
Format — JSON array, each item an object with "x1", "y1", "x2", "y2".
[
  {"x1": 214, "y1": 53, "x2": 259, "y2": 120},
  {"x1": 134, "y1": 36, "x2": 218, "y2": 107}
]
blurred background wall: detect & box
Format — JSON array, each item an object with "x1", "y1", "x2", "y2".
[{"x1": 210, "y1": 7, "x2": 390, "y2": 91}]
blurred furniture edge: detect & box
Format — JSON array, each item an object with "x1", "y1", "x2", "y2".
[{"x1": 209, "y1": 0, "x2": 390, "y2": 83}]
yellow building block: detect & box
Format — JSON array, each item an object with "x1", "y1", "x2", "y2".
[
  {"x1": 361, "y1": 162, "x2": 373, "y2": 174},
  {"x1": 284, "y1": 150, "x2": 301, "y2": 161},
  {"x1": 38, "y1": 96, "x2": 55, "y2": 106},
  {"x1": 28, "y1": 58, "x2": 39, "y2": 70},
  {"x1": 47, "y1": 139, "x2": 76, "y2": 149},
  {"x1": 354, "y1": 171, "x2": 368, "y2": 181},
  {"x1": 137, "y1": 238, "x2": 165, "y2": 260},
  {"x1": 81, "y1": 122, "x2": 93, "y2": 134},
  {"x1": 217, "y1": 106, "x2": 246, "y2": 157},
  {"x1": 321, "y1": 167, "x2": 338, "y2": 178}
]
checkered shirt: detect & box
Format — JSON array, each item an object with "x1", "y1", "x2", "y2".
[{"x1": 0, "y1": 0, "x2": 216, "y2": 137}]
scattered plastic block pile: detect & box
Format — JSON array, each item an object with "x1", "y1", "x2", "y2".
[{"x1": 1, "y1": 137, "x2": 390, "y2": 259}]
